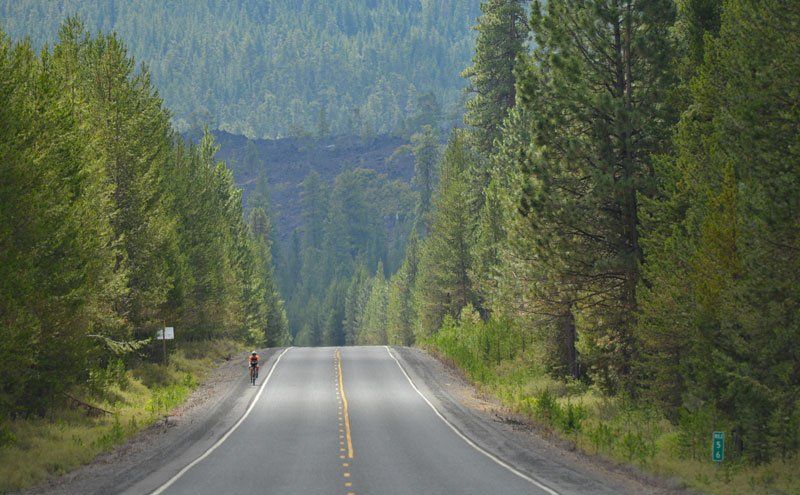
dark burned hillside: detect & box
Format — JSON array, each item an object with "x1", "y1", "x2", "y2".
[{"x1": 212, "y1": 132, "x2": 414, "y2": 241}]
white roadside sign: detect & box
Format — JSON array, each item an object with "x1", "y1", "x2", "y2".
[{"x1": 156, "y1": 327, "x2": 175, "y2": 340}]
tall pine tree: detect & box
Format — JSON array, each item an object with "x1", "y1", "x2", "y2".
[
  {"x1": 512, "y1": 0, "x2": 678, "y2": 391},
  {"x1": 415, "y1": 132, "x2": 479, "y2": 338}
]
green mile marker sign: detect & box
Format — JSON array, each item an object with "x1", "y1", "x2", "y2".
[{"x1": 712, "y1": 431, "x2": 725, "y2": 462}]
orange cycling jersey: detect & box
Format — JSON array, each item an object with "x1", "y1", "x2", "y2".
[{"x1": 249, "y1": 354, "x2": 260, "y2": 366}]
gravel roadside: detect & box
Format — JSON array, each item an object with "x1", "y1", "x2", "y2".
[
  {"x1": 20, "y1": 348, "x2": 283, "y2": 495},
  {"x1": 391, "y1": 346, "x2": 697, "y2": 495}
]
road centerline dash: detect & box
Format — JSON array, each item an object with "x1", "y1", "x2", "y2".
[{"x1": 335, "y1": 349, "x2": 354, "y2": 459}]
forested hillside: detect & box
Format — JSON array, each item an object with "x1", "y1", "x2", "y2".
[
  {"x1": 0, "y1": 0, "x2": 480, "y2": 138},
  {"x1": 0, "y1": 20, "x2": 289, "y2": 419},
  {"x1": 343, "y1": 0, "x2": 800, "y2": 489},
  {"x1": 195, "y1": 131, "x2": 419, "y2": 342}
]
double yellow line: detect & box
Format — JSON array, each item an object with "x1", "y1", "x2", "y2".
[{"x1": 336, "y1": 349, "x2": 354, "y2": 459}]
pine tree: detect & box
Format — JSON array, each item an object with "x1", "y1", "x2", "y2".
[
  {"x1": 66, "y1": 26, "x2": 179, "y2": 343},
  {"x1": 410, "y1": 125, "x2": 440, "y2": 234},
  {"x1": 511, "y1": 0, "x2": 678, "y2": 391},
  {"x1": 415, "y1": 132, "x2": 478, "y2": 338},
  {"x1": 0, "y1": 29, "x2": 120, "y2": 414},
  {"x1": 285, "y1": 163, "x2": 413, "y2": 345},
  {"x1": 633, "y1": 0, "x2": 723, "y2": 413},
  {"x1": 249, "y1": 207, "x2": 290, "y2": 346},
  {"x1": 404, "y1": 91, "x2": 443, "y2": 136},
  {"x1": 469, "y1": 163, "x2": 510, "y2": 315},
  {"x1": 0, "y1": 1, "x2": 482, "y2": 139},
  {"x1": 240, "y1": 139, "x2": 261, "y2": 176},
  {"x1": 0, "y1": 21, "x2": 293, "y2": 417},
  {"x1": 169, "y1": 132, "x2": 245, "y2": 340},
  {"x1": 321, "y1": 280, "x2": 346, "y2": 346},
  {"x1": 290, "y1": 171, "x2": 331, "y2": 338},
  {"x1": 357, "y1": 263, "x2": 389, "y2": 345},
  {"x1": 316, "y1": 106, "x2": 330, "y2": 138},
  {"x1": 343, "y1": 264, "x2": 372, "y2": 345},
  {"x1": 462, "y1": 0, "x2": 529, "y2": 316},
  {"x1": 462, "y1": 0, "x2": 529, "y2": 155},
  {"x1": 300, "y1": 171, "x2": 329, "y2": 250},
  {"x1": 386, "y1": 232, "x2": 419, "y2": 345}
]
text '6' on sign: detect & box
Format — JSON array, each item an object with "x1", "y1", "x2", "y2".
[
  {"x1": 157, "y1": 327, "x2": 174, "y2": 340},
  {"x1": 712, "y1": 431, "x2": 725, "y2": 462}
]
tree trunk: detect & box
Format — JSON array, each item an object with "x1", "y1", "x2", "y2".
[{"x1": 559, "y1": 305, "x2": 579, "y2": 379}]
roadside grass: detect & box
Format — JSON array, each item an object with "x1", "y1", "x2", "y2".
[
  {"x1": 0, "y1": 339, "x2": 244, "y2": 494},
  {"x1": 423, "y1": 314, "x2": 800, "y2": 495}
]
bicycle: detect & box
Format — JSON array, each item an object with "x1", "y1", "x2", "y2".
[{"x1": 249, "y1": 363, "x2": 259, "y2": 385}]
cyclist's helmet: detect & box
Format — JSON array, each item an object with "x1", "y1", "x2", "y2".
[{"x1": 251, "y1": 351, "x2": 257, "y2": 355}]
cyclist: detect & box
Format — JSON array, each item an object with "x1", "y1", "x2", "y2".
[{"x1": 248, "y1": 351, "x2": 260, "y2": 379}]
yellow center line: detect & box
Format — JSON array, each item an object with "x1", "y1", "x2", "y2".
[{"x1": 336, "y1": 349, "x2": 354, "y2": 459}]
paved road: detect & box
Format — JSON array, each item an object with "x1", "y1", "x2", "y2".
[{"x1": 149, "y1": 347, "x2": 557, "y2": 495}]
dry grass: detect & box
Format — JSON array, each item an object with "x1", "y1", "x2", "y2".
[{"x1": 0, "y1": 339, "x2": 244, "y2": 494}]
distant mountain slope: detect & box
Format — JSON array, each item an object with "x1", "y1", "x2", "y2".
[
  {"x1": 1, "y1": 0, "x2": 480, "y2": 138},
  {"x1": 211, "y1": 131, "x2": 414, "y2": 240}
]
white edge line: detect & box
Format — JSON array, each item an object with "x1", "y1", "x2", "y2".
[
  {"x1": 150, "y1": 347, "x2": 293, "y2": 495},
  {"x1": 384, "y1": 346, "x2": 560, "y2": 495}
]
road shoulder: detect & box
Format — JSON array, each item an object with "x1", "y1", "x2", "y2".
[
  {"x1": 20, "y1": 348, "x2": 283, "y2": 495},
  {"x1": 391, "y1": 346, "x2": 694, "y2": 495}
]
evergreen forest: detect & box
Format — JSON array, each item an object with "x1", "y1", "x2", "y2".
[
  {"x1": 0, "y1": 0, "x2": 481, "y2": 138},
  {"x1": 0, "y1": 20, "x2": 289, "y2": 418},
  {"x1": 319, "y1": 0, "x2": 800, "y2": 474},
  {"x1": 1, "y1": 0, "x2": 799, "y2": 493}
]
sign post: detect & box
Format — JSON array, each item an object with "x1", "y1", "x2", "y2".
[
  {"x1": 712, "y1": 431, "x2": 725, "y2": 462},
  {"x1": 156, "y1": 326, "x2": 174, "y2": 366}
]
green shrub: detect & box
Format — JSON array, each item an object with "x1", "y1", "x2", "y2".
[
  {"x1": 132, "y1": 363, "x2": 173, "y2": 388},
  {"x1": 588, "y1": 422, "x2": 615, "y2": 453},
  {"x1": 678, "y1": 406, "x2": 716, "y2": 460},
  {"x1": 533, "y1": 389, "x2": 561, "y2": 424},
  {"x1": 93, "y1": 415, "x2": 124, "y2": 450},
  {"x1": 0, "y1": 424, "x2": 16, "y2": 449},
  {"x1": 559, "y1": 402, "x2": 587, "y2": 434},
  {"x1": 619, "y1": 430, "x2": 656, "y2": 464}
]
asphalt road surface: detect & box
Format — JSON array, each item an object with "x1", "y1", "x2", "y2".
[{"x1": 148, "y1": 346, "x2": 564, "y2": 495}]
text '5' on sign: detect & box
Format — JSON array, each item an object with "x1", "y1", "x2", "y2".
[
  {"x1": 157, "y1": 327, "x2": 174, "y2": 340},
  {"x1": 712, "y1": 431, "x2": 725, "y2": 462}
]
